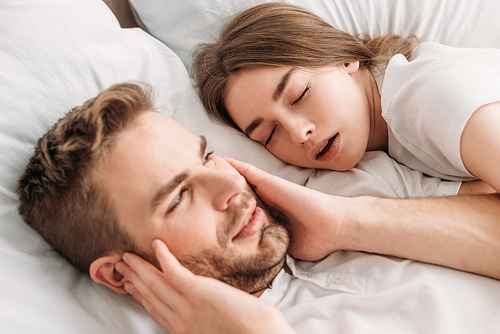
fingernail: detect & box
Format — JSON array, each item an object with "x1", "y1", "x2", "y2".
[
  {"x1": 123, "y1": 255, "x2": 130, "y2": 265},
  {"x1": 152, "y1": 240, "x2": 157, "y2": 250},
  {"x1": 125, "y1": 283, "x2": 132, "y2": 294},
  {"x1": 115, "y1": 263, "x2": 123, "y2": 274}
]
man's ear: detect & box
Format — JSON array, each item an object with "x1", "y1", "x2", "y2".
[
  {"x1": 89, "y1": 254, "x2": 127, "y2": 294},
  {"x1": 344, "y1": 61, "x2": 360, "y2": 74}
]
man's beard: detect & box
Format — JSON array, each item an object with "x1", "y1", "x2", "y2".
[{"x1": 179, "y1": 192, "x2": 289, "y2": 294}]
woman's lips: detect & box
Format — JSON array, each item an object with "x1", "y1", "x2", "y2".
[
  {"x1": 232, "y1": 206, "x2": 266, "y2": 241},
  {"x1": 312, "y1": 134, "x2": 340, "y2": 162}
]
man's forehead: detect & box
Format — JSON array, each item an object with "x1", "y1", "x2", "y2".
[
  {"x1": 134, "y1": 111, "x2": 202, "y2": 149},
  {"x1": 97, "y1": 114, "x2": 210, "y2": 220},
  {"x1": 100, "y1": 112, "x2": 205, "y2": 175}
]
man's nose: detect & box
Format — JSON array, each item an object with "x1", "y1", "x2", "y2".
[{"x1": 204, "y1": 169, "x2": 247, "y2": 211}]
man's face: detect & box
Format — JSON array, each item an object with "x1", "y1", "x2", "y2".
[{"x1": 100, "y1": 111, "x2": 288, "y2": 293}]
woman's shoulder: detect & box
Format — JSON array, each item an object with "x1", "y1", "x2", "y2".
[
  {"x1": 382, "y1": 42, "x2": 500, "y2": 100},
  {"x1": 408, "y1": 42, "x2": 500, "y2": 64},
  {"x1": 381, "y1": 42, "x2": 500, "y2": 127}
]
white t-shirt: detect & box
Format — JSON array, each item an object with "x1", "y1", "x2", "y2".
[
  {"x1": 260, "y1": 252, "x2": 500, "y2": 333},
  {"x1": 380, "y1": 42, "x2": 500, "y2": 181}
]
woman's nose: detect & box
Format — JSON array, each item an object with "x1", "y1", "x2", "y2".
[{"x1": 285, "y1": 118, "x2": 314, "y2": 145}]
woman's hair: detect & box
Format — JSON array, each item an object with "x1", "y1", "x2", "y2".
[
  {"x1": 17, "y1": 82, "x2": 156, "y2": 272},
  {"x1": 193, "y1": 2, "x2": 419, "y2": 130}
]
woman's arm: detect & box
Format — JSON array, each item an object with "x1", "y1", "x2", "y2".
[
  {"x1": 229, "y1": 159, "x2": 500, "y2": 279},
  {"x1": 461, "y1": 101, "x2": 500, "y2": 193},
  {"x1": 458, "y1": 180, "x2": 496, "y2": 195},
  {"x1": 346, "y1": 193, "x2": 500, "y2": 279}
]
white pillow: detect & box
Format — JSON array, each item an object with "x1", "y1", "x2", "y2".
[
  {"x1": 129, "y1": 0, "x2": 500, "y2": 73},
  {"x1": 0, "y1": 0, "x2": 190, "y2": 332}
]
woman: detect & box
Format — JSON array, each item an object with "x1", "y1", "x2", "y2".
[
  {"x1": 194, "y1": 2, "x2": 500, "y2": 193},
  {"x1": 117, "y1": 4, "x2": 500, "y2": 333}
]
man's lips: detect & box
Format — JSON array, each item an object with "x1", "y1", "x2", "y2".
[
  {"x1": 311, "y1": 134, "x2": 339, "y2": 162},
  {"x1": 232, "y1": 204, "x2": 266, "y2": 241}
]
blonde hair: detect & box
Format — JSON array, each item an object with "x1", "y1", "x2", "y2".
[
  {"x1": 17, "y1": 82, "x2": 157, "y2": 272},
  {"x1": 193, "y1": 2, "x2": 418, "y2": 130}
]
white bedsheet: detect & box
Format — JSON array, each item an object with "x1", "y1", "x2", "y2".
[{"x1": 263, "y1": 253, "x2": 500, "y2": 333}]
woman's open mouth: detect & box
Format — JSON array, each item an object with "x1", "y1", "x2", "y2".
[{"x1": 314, "y1": 134, "x2": 340, "y2": 162}]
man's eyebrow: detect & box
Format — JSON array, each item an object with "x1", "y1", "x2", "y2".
[
  {"x1": 150, "y1": 172, "x2": 188, "y2": 213},
  {"x1": 244, "y1": 69, "x2": 296, "y2": 137},
  {"x1": 150, "y1": 136, "x2": 207, "y2": 214},
  {"x1": 273, "y1": 68, "x2": 296, "y2": 102}
]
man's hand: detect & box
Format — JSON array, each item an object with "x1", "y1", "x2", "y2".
[
  {"x1": 116, "y1": 239, "x2": 295, "y2": 334},
  {"x1": 228, "y1": 158, "x2": 349, "y2": 261}
]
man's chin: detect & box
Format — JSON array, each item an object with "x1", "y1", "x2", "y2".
[
  {"x1": 180, "y1": 222, "x2": 289, "y2": 294},
  {"x1": 257, "y1": 198, "x2": 290, "y2": 252}
]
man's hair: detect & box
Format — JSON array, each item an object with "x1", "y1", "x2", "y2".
[
  {"x1": 193, "y1": 2, "x2": 419, "y2": 130},
  {"x1": 17, "y1": 82, "x2": 156, "y2": 272}
]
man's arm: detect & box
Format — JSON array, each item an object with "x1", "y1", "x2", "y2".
[{"x1": 229, "y1": 159, "x2": 500, "y2": 279}]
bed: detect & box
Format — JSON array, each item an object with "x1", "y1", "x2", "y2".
[{"x1": 1, "y1": 0, "x2": 499, "y2": 333}]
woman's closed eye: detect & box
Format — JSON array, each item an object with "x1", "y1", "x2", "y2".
[
  {"x1": 265, "y1": 125, "x2": 277, "y2": 147},
  {"x1": 263, "y1": 85, "x2": 310, "y2": 147},
  {"x1": 292, "y1": 85, "x2": 310, "y2": 106}
]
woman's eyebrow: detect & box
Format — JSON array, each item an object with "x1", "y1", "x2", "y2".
[
  {"x1": 273, "y1": 68, "x2": 296, "y2": 102},
  {"x1": 199, "y1": 135, "x2": 207, "y2": 158},
  {"x1": 244, "y1": 117, "x2": 264, "y2": 137},
  {"x1": 244, "y1": 69, "x2": 296, "y2": 137}
]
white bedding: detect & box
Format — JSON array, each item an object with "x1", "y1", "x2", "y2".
[{"x1": 1, "y1": 0, "x2": 499, "y2": 333}]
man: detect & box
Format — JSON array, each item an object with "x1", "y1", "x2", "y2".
[
  {"x1": 88, "y1": 96, "x2": 289, "y2": 295},
  {"x1": 17, "y1": 83, "x2": 500, "y2": 334}
]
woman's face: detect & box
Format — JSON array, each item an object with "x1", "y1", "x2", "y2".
[{"x1": 224, "y1": 63, "x2": 374, "y2": 171}]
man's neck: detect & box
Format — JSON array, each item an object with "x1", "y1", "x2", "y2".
[{"x1": 252, "y1": 262, "x2": 292, "y2": 297}]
